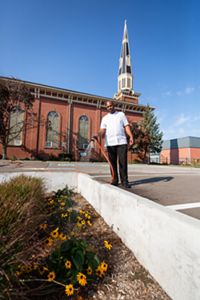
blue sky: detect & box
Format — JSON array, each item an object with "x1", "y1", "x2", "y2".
[{"x1": 1, "y1": 0, "x2": 200, "y2": 140}]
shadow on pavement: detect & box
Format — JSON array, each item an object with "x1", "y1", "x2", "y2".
[{"x1": 130, "y1": 176, "x2": 174, "y2": 186}]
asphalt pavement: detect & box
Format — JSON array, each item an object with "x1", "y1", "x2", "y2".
[{"x1": 0, "y1": 160, "x2": 200, "y2": 220}]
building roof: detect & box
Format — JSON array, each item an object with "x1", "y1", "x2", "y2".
[
  {"x1": 162, "y1": 136, "x2": 200, "y2": 149},
  {"x1": 0, "y1": 76, "x2": 149, "y2": 113}
]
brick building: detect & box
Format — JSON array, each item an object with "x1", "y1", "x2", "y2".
[
  {"x1": 0, "y1": 21, "x2": 148, "y2": 161},
  {"x1": 160, "y1": 136, "x2": 200, "y2": 164}
]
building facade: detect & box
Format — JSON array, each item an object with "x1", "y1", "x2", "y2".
[
  {"x1": 160, "y1": 136, "x2": 200, "y2": 164},
  {"x1": 0, "y1": 21, "x2": 148, "y2": 161}
]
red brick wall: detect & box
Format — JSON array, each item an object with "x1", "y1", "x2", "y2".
[
  {"x1": 0, "y1": 95, "x2": 144, "y2": 161},
  {"x1": 161, "y1": 147, "x2": 200, "y2": 164}
]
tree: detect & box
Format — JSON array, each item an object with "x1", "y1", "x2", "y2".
[
  {"x1": 130, "y1": 105, "x2": 163, "y2": 162},
  {"x1": 0, "y1": 78, "x2": 35, "y2": 159}
]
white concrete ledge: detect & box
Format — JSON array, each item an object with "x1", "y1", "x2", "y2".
[{"x1": 1, "y1": 171, "x2": 200, "y2": 300}]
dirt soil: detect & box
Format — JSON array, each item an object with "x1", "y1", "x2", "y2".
[{"x1": 74, "y1": 194, "x2": 171, "y2": 300}]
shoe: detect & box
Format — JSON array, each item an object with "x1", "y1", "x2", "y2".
[
  {"x1": 122, "y1": 182, "x2": 131, "y2": 188},
  {"x1": 111, "y1": 182, "x2": 118, "y2": 186}
]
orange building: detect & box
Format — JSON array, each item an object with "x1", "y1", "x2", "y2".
[
  {"x1": 160, "y1": 136, "x2": 200, "y2": 165},
  {"x1": 0, "y1": 21, "x2": 148, "y2": 161}
]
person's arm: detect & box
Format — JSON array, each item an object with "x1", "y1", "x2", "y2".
[{"x1": 125, "y1": 125, "x2": 133, "y2": 146}]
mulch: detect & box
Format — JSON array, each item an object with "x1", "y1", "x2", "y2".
[{"x1": 73, "y1": 194, "x2": 171, "y2": 300}]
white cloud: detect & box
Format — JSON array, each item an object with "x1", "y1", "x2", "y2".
[
  {"x1": 176, "y1": 86, "x2": 195, "y2": 96},
  {"x1": 161, "y1": 113, "x2": 200, "y2": 140},
  {"x1": 162, "y1": 86, "x2": 196, "y2": 97},
  {"x1": 162, "y1": 90, "x2": 172, "y2": 97},
  {"x1": 174, "y1": 113, "x2": 190, "y2": 126},
  {"x1": 185, "y1": 87, "x2": 195, "y2": 94}
]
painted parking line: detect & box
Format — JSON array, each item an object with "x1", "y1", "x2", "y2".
[{"x1": 167, "y1": 202, "x2": 200, "y2": 210}]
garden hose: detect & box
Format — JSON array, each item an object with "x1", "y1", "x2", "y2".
[{"x1": 91, "y1": 137, "x2": 115, "y2": 183}]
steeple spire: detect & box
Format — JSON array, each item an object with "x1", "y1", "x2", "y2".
[{"x1": 118, "y1": 20, "x2": 134, "y2": 94}]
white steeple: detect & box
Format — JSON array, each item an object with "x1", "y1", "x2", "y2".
[{"x1": 118, "y1": 20, "x2": 134, "y2": 94}]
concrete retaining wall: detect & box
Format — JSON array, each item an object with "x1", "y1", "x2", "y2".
[{"x1": 1, "y1": 171, "x2": 200, "y2": 300}]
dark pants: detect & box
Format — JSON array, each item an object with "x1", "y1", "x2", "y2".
[{"x1": 107, "y1": 144, "x2": 128, "y2": 184}]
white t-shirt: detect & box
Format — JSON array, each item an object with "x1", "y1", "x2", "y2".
[{"x1": 100, "y1": 111, "x2": 129, "y2": 146}]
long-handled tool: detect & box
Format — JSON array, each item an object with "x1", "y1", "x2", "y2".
[{"x1": 91, "y1": 137, "x2": 115, "y2": 183}]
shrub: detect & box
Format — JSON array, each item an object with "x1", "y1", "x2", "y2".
[{"x1": 0, "y1": 175, "x2": 47, "y2": 298}]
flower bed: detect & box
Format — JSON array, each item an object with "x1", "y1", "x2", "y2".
[
  {"x1": 0, "y1": 175, "x2": 171, "y2": 300},
  {"x1": 0, "y1": 175, "x2": 112, "y2": 299}
]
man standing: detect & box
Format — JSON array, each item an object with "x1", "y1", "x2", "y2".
[{"x1": 99, "y1": 100, "x2": 133, "y2": 188}]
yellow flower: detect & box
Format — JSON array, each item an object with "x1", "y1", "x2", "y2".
[
  {"x1": 59, "y1": 233, "x2": 67, "y2": 240},
  {"x1": 50, "y1": 228, "x2": 59, "y2": 239},
  {"x1": 81, "y1": 220, "x2": 86, "y2": 225},
  {"x1": 87, "y1": 266, "x2": 92, "y2": 275},
  {"x1": 104, "y1": 240, "x2": 112, "y2": 250},
  {"x1": 77, "y1": 221, "x2": 83, "y2": 228},
  {"x1": 65, "y1": 260, "x2": 72, "y2": 269},
  {"x1": 60, "y1": 201, "x2": 65, "y2": 207},
  {"x1": 45, "y1": 237, "x2": 53, "y2": 246},
  {"x1": 87, "y1": 220, "x2": 92, "y2": 227},
  {"x1": 79, "y1": 209, "x2": 84, "y2": 214},
  {"x1": 96, "y1": 265, "x2": 105, "y2": 277},
  {"x1": 47, "y1": 271, "x2": 56, "y2": 281},
  {"x1": 61, "y1": 212, "x2": 68, "y2": 218},
  {"x1": 65, "y1": 284, "x2": 74, "y2": 296},
  {"x1": 48, "y1": 199, "x2": 54, "y2": 205},
  {"x1": 40, "y1": 223, "x2": 47, "y2": 230},
  {"x1": 77, "y1": 272, "x2": 87, "y2": 286},
  {"x1": 100, "y1": 261, "x2": 108, "y2": 272}
]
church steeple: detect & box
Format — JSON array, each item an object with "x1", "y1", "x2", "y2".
[{"x1": 118, "y1": 20, "x2": 134, "y2": 95}]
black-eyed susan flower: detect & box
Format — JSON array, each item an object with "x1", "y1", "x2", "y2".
[
  {"x1": 81, "y1": 220, "x2": 86, "y2": 225},
  {"x1": 61, "y1": 212, "x2": 68, "y2": 218},
  {"x1": 87, "y1": 266, "x2": 92, "y2": 275},
  {"x1": 87, "y1": 220, "x2": 92, "y2": 227},
  {"x1": 47, "y1": 271, "x2": 56, "y2": 281},
  {"x1": 77, "y1": 221, "x2": 83, "y2": 228},
  {"x1": 65, "y1": 260, "x2": 72, "y2": 269},
  {"x1": 100, "y1": 261, "x2": 108, "y2": 272},
  {"x1": 45, "y1": 237, "x2": 53, "y2": 246},
  {"x1": 39, "y1": 223, "x2": 47, "y2": 230},
  {"x1": 96, "y1": 265, "x2": 105, "y2": 278},
  {"x1": 65, "y1": 284, "x2": 74, "y2": 296},
  {"x1": 77, "y1": 272, "x2": 87, "y2": 286},
  {"x1": 50, "y1": 228, "x2": 59, "y2": 239},
  {"x1": 48, "y1": 199, "x2": 54, "y2": 205},
  {"x1": 59, "y1": 233, "x2": 67, "y2": 240},
  {"x1": 104, "y1": 240, "x2": 112, "y2": 250}
]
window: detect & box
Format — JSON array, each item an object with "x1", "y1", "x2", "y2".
[
  {"x1": 78, "y1": 115, "x2": 89, "y2": 149},
  {"x1": 127, "y1": 78, "x2": 131, "y2": 88},
  {"x1": 9, "y1": 108, "x2": 24, "y2": 146},
  {"x1": 46, "y1": 111, "x2": 60, "y2": 148},
  {"x1": 122, "y1": 78, "x2": 125, "y2": 88}
]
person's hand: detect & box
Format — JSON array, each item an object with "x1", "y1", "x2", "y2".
[
  {"x1": 129, "y1": 137, "x2": 133, "y2": 146},
  {"x1": 91, "y1": 135, "x2": 98, "y2": 141}
]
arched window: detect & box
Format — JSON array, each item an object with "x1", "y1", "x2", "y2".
[
  {"x1": 9, "y1": 108, "x2": 25, "y2": 146},
  {"x1": 46, "y1": 111, "x2": 60, "y2": 148},
  {"x1": 78, "y1": 115, "x2": 89, "y2": 149}
]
